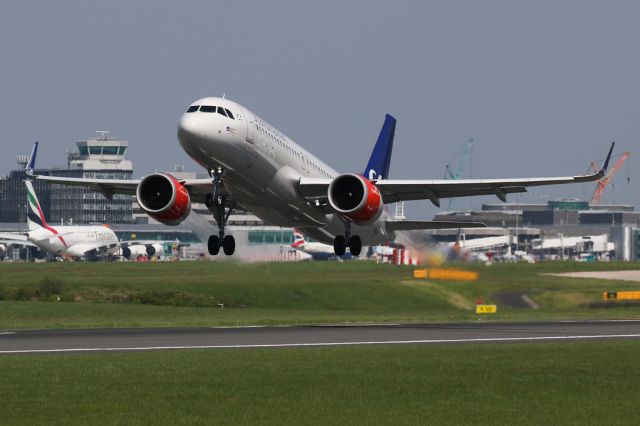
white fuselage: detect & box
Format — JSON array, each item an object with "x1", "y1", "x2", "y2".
[
  {"x1": 177, "y1": 97, "x2": 393, "y2": 246},
  {"x1": 28, "y1": 225, "x2": 119, "y2": 258}
]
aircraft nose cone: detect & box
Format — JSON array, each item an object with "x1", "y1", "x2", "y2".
[
  {"x1": 178, "y1": 113, "x2": 198, "y2": 141},
  {"x1": 177, "y1": 113, "x2": 207, "y2": 153}
]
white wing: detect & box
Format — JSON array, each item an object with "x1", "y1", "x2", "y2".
[{"x1": 299, "y1": 143, "x2": 614, "y2": 208}]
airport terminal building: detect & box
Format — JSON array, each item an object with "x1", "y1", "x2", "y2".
[
  {"x1": 0, "y1": 132, "x2": 133, "y2": 224},
  {"x1": 429, "y1": 200, "x2": 640, "y2": 260}
]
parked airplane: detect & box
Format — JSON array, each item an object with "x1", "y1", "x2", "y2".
[
  {"x1": 2, "y1": 170, "x2": 170, "y2": 260},
  {"x1": 19, "y1": 179, "x2": 120, "y2": 259},
  {"x1": 291, "y1": 229, "x2": 351, "y2": 260},
  {"x1": 34, "y1": 97, "x2": 614, "y2": 257}
]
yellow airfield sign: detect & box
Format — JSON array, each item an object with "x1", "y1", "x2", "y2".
[{"x1": 476, "y1": 304, "x2": 497, "y2": 314}]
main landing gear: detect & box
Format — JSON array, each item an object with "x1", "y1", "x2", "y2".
[
  {"x1": 333, "y1": 220, "x2": 362, "y2": 257},
  {"x1": 207, "y1": 168, "x2": 236, "y2": 256}
]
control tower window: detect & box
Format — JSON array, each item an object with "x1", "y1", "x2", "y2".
[
  {"x1": 200, "y1": 105, "x2": 216, "y2": 113},
  {"x1": 217, "y1": 107, "x2": 228, "y2": 117},
  {"x1": 224, "y1": 108, "x2": 235, "y2": 119},
  {"x1": 186, "y1": 105, "x2": 199, "y2": 113},
  {"x1": 102, "y1": 146, "x2": 118, "y2": 155}
]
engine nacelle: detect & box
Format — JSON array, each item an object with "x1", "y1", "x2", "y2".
[
  {"x1": 136, "y1": 173, "x2": 191, "y2": 226},
  {"x1": 146, "y1": 243, "x2": 164, "y2": 258},
  {"x1": 327, "y1": 173, "x2": 383, "y2": 225},
  {"x1": 121, "y1": 245, "x2": 147, "y2": 260},
  {"x1": 0, "y1": 243, "x2": 6, "y2": 257}
]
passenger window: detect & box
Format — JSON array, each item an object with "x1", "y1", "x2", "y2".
[
  {"x1": 224, "y1": 108, "x2": 235, "y2": 119},
  {"x1": 186, "y1": 105, "x2": 199, "y2": 113},
  {"x1": 200, "y1": 105, "x2": 216, "y2": 113},
  {"x1": 217, "y1": 106, "x2": 228, "y2": 117}
]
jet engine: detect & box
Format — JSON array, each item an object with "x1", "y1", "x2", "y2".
[
  {"x1": 327, "y1": 173, "x2": 383, "y2": 225},
  {"x1": 146, "y1": 243, "x2": 164, "y2": 258},
  {"x1": 121, "y1": 245, "x2": 147, "y2": 260},
  {"x1": 136, "y1": 173, "x2": 191, "y2": 226},
  {"x1": 0, "y1": 243, "x2": 6, "y2": 258}
]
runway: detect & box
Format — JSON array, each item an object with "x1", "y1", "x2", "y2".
[{"x1": 2, "y1": 320, "x2": 640, "y2": 354}]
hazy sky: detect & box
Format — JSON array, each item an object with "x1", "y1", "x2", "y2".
[{"x1": 1, "y1": 1, "x2": 637, "y2": 219}]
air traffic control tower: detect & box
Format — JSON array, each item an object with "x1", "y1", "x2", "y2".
[
  {"x1": 48, "y1": 131, "x2": 134, "y2": 224},
  {"x1": 67, "y1": 131, "x2": 132, "y2": 171}
]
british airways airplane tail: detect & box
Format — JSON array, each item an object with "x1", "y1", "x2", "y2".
[{"x1": 363, "y1": 114, "x2": 396, "y2": 180}]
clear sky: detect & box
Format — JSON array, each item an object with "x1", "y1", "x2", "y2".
[{"x1": 1, "y1": 1, "x2": 637, "y2": 218}]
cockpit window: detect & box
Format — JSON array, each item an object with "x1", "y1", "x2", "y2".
[
  {"x1": 224, "y1": 108, "x2": 235, "y2": 119},
  {"x1": 186, "y1": 105, "x2": 199, "y2": 113},
  {"x1": 200, "y1": 105, "x2": 216, "y2": 113},
  {"x1": 217, "y1": 106, "x2": 228, "y2": 117}
]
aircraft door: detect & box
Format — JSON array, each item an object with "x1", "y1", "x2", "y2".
[
  {"x1": 244, "y1": 110, "x2": 256, "y2": 144},
  {"x1": 235, "y1": 110, "x2": 254, "y2": 144}
]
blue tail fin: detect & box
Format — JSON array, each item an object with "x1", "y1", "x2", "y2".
[
  {"x1": 26, "y1": 141, "x2": 38, "y2": 177},
  {"x1": 363, "y1": 114, "x2": 396, "y2": 180}
]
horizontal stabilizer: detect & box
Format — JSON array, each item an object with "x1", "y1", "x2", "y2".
[{"x1": 385, "y1": 220, "x2": 487, "y2": 231}]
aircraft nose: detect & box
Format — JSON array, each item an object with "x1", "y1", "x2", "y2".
[{"x1": 177, "y1": 113, "x2": 201, "y2": 142}]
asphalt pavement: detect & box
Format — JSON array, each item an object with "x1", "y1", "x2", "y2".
[{"x1": 2, "y1": 320, "x2": 640, "y2": 354}]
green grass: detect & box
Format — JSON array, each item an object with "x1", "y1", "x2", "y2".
[
  {"x1": 2, "y1": 341, "x2": 640, "y2": 425},
  {"x1": 1, "y1": 261, "x2": 640, "y2": 329}
]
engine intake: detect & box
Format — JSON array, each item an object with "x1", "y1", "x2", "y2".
[
  {"x1": 136, "y1": 173, "x2": 191, "y2": 226},
  {"x1": 328, "y1": 174, "x2": 383, "y2": 225}
]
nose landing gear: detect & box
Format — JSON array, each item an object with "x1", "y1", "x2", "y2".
[
  {"x1": 207, "y1": 168, "x2": 236, "y2": 256},
  {"x1": 333, "y1": 220, "x2": 362, "y2": 257}
]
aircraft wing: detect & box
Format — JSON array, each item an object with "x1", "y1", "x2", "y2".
[
  {"x1": 34, "y1": 176, "x2": 236, "y2": 206},
  {"x1": 35, "y1": 176, "x2": 140, "y2": 198},
  {"x1": 67, "y1": 243, "x2": 119, "y2": 258},
  {"x1": 0, "y1": 232, "x2": 29, "y2": 241},
  {"x1": 299, "y1": 143, "x2": 614, "y2": 208},
  {"x1": 385, "y1": 220, "x2": 487, "y2": 231}
]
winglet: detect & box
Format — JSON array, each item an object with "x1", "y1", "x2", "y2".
[
  {"x1": 25, "y1": 142, "x2": 39, "y2": 177},
  {"x1": 602, "y1": 142, "x2": 615, "y2": 172}
]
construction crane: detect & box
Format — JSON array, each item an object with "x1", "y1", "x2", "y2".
[
  {"x1": 443, "y1": 138, "x2": 473, "y2": 210},
  {"x1": 590, "y1": 150, "x2": 630, "y2": 205}
]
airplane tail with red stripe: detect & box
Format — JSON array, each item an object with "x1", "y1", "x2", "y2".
[
  {"x1": 26, "y1": 180, "x2": 48, "y2": 232},
  {"x1": 291, "y1": 229, "x2": 305, "y2": 249}
]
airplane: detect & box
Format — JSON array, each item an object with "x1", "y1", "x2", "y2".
[
  {"x1": 4, "y1": 179, "x2": 122, "y2": 259},
  {"x1": 291, "y1": 229, "x2": 352, "y2": 260},
  {"x1": 1, "y1": 146, "x2": 173, "y2": 261},
  {"x1": 33, "y1": 97, "x2": 614, "y2": 257}
]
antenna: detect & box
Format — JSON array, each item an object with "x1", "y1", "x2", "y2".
[
  {"x1": 222, "y1": 93, "x2": 226, "y2": 99},
  {"x1": 96, "y1": 130, "x2": 110, "y2": 140}
]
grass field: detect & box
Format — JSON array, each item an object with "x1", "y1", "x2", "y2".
[
  {"x1": 1, "y1": 261, "x2": 640, "y2": 329},
  {"x1": 1, "y1": 341, "x2": 640, "y2": 425}
]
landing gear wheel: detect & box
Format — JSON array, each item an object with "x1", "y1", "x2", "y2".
[
  {"x1": 334, "y1": 235, "x2": 346, "y2": 257},
  {"x1": 207, "y1": 168, "x2": 237, "y2": 256},
  {"x1": 208, "y1": 235, "x2": 220, "y2": 256},
  {"x1": 222, "y1": 235, "x2": 235, "y2": 256},
  {"x1": 349, "y1": 235, "x2": 362, "y2": 256}
]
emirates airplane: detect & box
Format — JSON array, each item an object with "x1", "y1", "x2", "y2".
[
  {"x1": 5, "y1": 180, "x2": 120, "y2": 259},
  {"x1": 35, "y1": 97, "x2": 613, "y2": 257}
]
